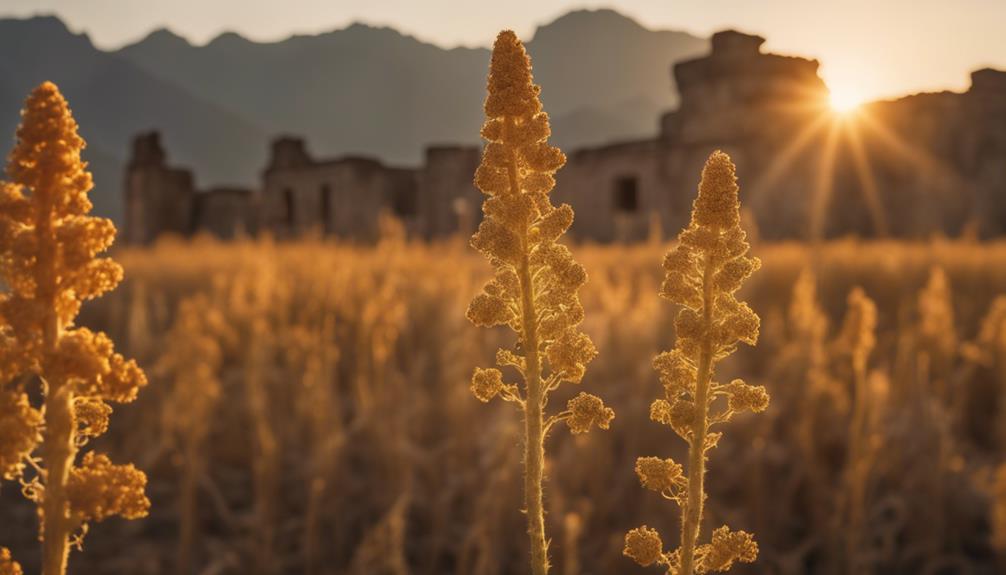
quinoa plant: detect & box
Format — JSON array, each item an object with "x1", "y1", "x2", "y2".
[
  {"x1": 917, "y1": 267, "x2": 957, "y2": 383},
  {"x1": 159, "y1": 293, "x2": 229, "y2": 575},
  {"x1": 624, "y1": 151, "x2": 765, "y2": 575},
  {"x1": 835, "y1": 287, "x2": 877, "y2": 574},
  {"x1": 467, "y1": 30, "x2": 614, "y2": 575},
  {"x1": 967, "y1": 296, "x2": 1006, "y2": 449},
  {"x1": 0, "y1": 82, "x2": 149, "y2": 575}
]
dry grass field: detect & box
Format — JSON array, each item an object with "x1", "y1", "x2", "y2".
[{"x1": 4, "y1": 233, "x2": 1006, "y2": 574}]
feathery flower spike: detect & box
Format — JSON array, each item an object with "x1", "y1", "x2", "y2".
[
  {"x1": 0, "y1": 82, "x2": 149, "y2": 575},
  {"x1": 625, "y1": 151, "x2": 763, "y2": 575},
  {"x1": 467, "y1": 30, "x2": 613, "y2": 575}
]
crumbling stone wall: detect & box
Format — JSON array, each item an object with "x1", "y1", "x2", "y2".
[{"x1": 124, "y1": 30, "x2": 1006, "y2": 245}]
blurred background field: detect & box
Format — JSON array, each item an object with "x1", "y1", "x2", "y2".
[{"x1": 4, "y1": 232, "x2": 1006, "y2": 574}]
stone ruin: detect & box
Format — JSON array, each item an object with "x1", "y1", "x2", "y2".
[{"x1": 124, "y1": 30, "x2": 1006, "y2": 244}]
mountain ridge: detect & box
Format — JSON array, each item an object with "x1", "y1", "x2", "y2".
[{"x1": 0, "y1": 9, "x2": 709, "y2": 223}]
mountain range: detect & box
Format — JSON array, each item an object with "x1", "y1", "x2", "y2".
[{"x1": 0, "y1": 9, "x2": 707, "y2": 222}]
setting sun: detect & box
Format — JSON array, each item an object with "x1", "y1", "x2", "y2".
[{"x1": 829, "y1": 87, "x2": 865, "y2": 113}]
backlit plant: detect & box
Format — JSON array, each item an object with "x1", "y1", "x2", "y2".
[
  {"x1": 466, "y1": 30, "x2": 614, "y2": 575},
  {"x1": 624, "y1": 151, "x2": 765, "y2": 575},
  {"x1": 0, "y1": 82, "x2": 149, "y2": 575}
]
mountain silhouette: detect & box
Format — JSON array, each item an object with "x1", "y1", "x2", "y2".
[{"x1": 0, "y1": 9, "x2": 707, "y2": 223}]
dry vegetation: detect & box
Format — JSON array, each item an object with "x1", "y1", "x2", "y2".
[
  {"x1": 625, "y1": 151, "x2": 764, "y2": 575},
  {"x1": 467, "y1": 31, "x2": 612, "y2": 575},
  {"x1": 5, "y1": 28, "x2": 1006, "y2": 575},
  {"x1": 0, "y1": 82, "x2": 148, "y2": 575},
  {"x1": 0, "y1": 233, "x2": 1004, "y2": 574}
]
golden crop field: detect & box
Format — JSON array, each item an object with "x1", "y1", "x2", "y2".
[
  {"x1": 4, "y1": 24, "x2": 1006, "y2": 575},
  {"x1": 2, "y1": 231, "x2": 1006, "y2": 574}
]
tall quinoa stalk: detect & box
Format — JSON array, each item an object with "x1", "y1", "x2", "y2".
[
  {"x1": 625, "y1": 151, "x2": 765, "y2": 575},
  {"x1": 0, "y1": 82, "x2": 149, "y2": 574},
  {"x1": 467, "y1": 31, "x2": 614, "y2": 575},
  {"x1": 159, "y1": 294, "x2": 227, "y2": 575},
  {"x1": 835, "y1": 287, "x2": 877, "y2": 574}
]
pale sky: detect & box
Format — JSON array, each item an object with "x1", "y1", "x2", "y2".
[{"x1": 4, "y1": 0, "x2": 1006, "y2": 102}]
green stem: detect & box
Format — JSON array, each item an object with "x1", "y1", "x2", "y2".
[{"x1": 679, "y1": 254, "x2": 715, "y2": 575}]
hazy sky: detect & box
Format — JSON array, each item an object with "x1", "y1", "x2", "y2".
[{"x1": 4, "y1": 0, "x2": 1005, "y2": 102}]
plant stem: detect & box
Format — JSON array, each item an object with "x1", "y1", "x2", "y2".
[
  {"x1": 41, "y1": 385, "x2": 75, "y2": 575},
  {"x1": 680, "y1": 255, "x2": 715, "y2": 575},
  {"x1": 506, "y1": 116, "x2": 549, "y2": 575},
  {"x1": 519, "y1": 249, "x2": 548, "y2": 575},
  {"x1": 37, "y1": 192, "x2": 75, "y2": 575}
]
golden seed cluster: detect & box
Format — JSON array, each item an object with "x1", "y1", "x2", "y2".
[
  {"x1": 566, "y1": 392, "x2": 615, "y2": 434},
  {"x1": 626, "y1": 151, "x2": 765, "y2": 575},
  {"x1": 635, "y1": 456, "x2": 685, "y2": 495},
  {"x1": 66, "y1": 452, "x2": 149, "y2": 523},
  {"x1": 467, "y1": 30, "x2": 613, "y2": 574},
  {"x1": 0, "y1": 82, "x2": 149, "y2": 574},
  {"x1": 468, "y1": 29, "x2": 610, "y2": 433},
  {"x1": 0, "y1": 389, "x2": 42, "y2": 480},
  {"x1": 836, "y1": 287, "x2": 877, "y2": 372},
  {"x1": 624, "y1": 526, "x2": 665, "y2": 568}
]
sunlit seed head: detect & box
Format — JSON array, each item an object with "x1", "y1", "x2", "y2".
[
  {"x1": 545, "y1": 330, "x2": 596, "y2": 384},
  {"x1": 74, "y1": 398, "x2": 113, "y2": 439},
  {"x1": 838, "y1": 287, "x2": 877, "y2": 363},
  {"x1": 692, "y1": 150, "x2": 741, "y2": 230},
  {"x1": 624, "y1": 526, "x2": 664, "y2": 567},
  {"x1": 466, "y1": 292, "x2": 513, "y2": 327},
  {"x1": 788, "y1": 269, "x2": 828, "y2": 342},
  {"x1": 700, "y1": 526, "x2": 759, "y2": 572},
  {"x1": 0, "y1": 390, "x2": 42, "y2": 480},
  {"x1": 918, "y1": 266, "x2": 957, "y2": 358},
  {"x1": 653, "y1": 350, "x2": 696, "y2": 397},
  {"x1": 66, "y1": 452, "x2": 150, "y2": 523},
  {"x1": 484, "y1": 30, "x2": 542, "y2": 119},
  {"x1": 634, "y1": 456, "x2": 684, "y2": 494},
  {"x1": 724, "y1": 379, "x2": 770, "y2": 413},
  {"x1": 470, "y1": 367, "x2": 504, "y2": 403},
  {"x1": 566, "y1": 392, "x2": 614, "y2": 434},
  {"x1": 7, "y1": 82, "x2": 92, "y2": 212}
]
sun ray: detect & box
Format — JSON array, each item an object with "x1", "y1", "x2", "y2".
[
  {"x1": 845, "y1": 120, "x2": 889, "y2": 237},
  {"x1": 808, "y1": 120, "x2": 841, "y2": 244},
  {"x1": 750, "y1": 113, "x2": 831, "y2": 199},
  {"x1": 855, "y1": 107, "x2": 961, "y2": 184}
]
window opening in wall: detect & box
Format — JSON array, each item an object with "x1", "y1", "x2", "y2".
[
  {"x1": 614, "y1": 176, "x2": 639, "y2": 213},
  {"x1": 320, "y1": 184, "x2": 332, "y2": 233},
  {"x1": 283, "y1": 187, "x2": 295, "y2": 227}
]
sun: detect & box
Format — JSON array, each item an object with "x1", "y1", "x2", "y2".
[{"x1": 829, "y1": 87, "x2": 865, "y2": 114}]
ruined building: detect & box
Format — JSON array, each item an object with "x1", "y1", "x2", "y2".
[
  {"x1": 261, "y1": 138, "x2": 481, "y2": 240},
  {"x1": 124, "y1": 30, "x2": 1006, "y2": 244},
  {"x1": 124, "y1": 132, "x2": 480, "y2": 243},
  {"x1": 124, "y1": 132, "x2": 259, "y2": 244}
]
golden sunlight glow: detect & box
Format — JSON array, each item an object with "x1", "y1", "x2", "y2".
[{"x1": 829, "y1": 87, "x2": 865, "y2": 114}]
